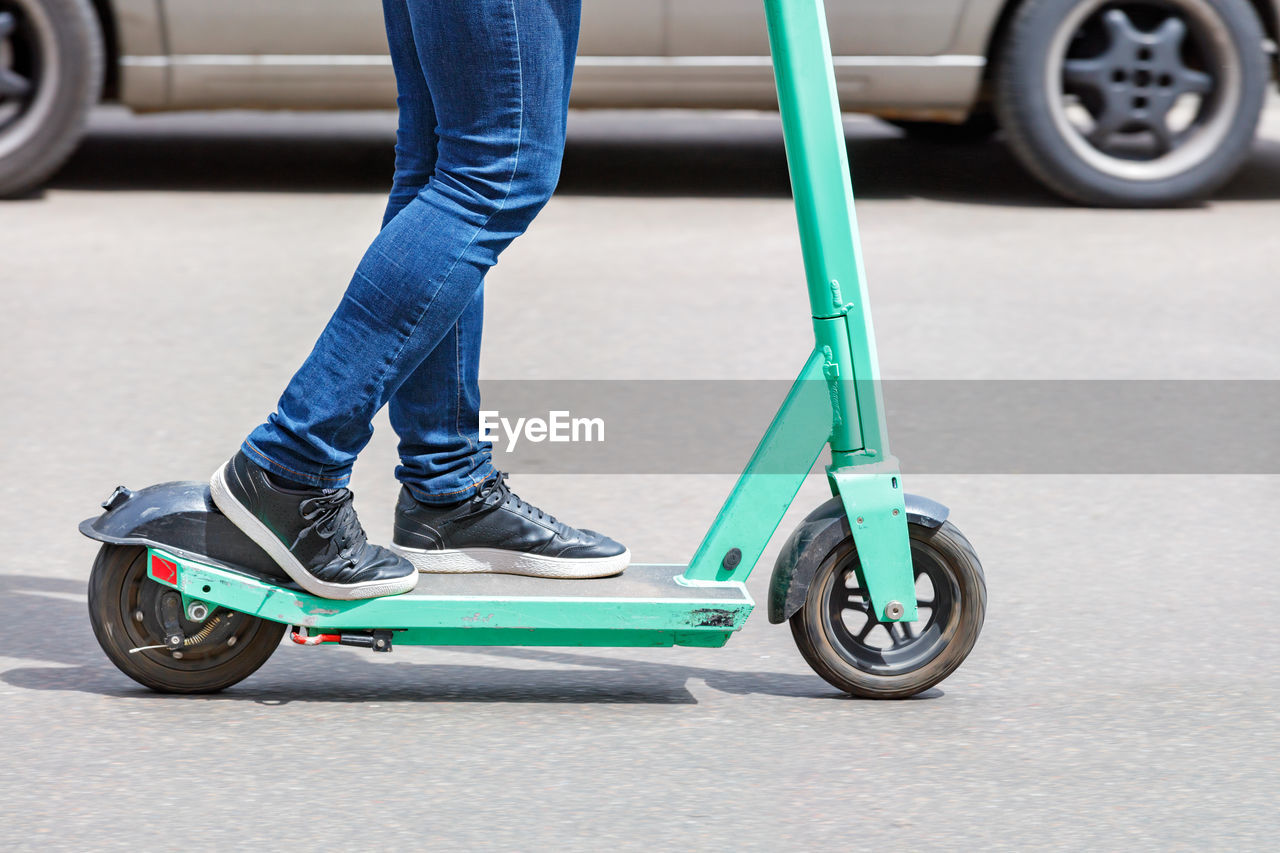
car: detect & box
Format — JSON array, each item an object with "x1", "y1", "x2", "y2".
[{"x1": 0, "y1": 0, "x2": 1275, "y2": 205}]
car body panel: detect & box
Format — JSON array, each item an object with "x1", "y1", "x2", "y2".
[
  {"x1": 160, "y1": 0, "x2": 392, "y2": 109},
  {"x1": 164, "y1": 0, "x2": 388, "y2": 54},
  {"x1": 151, "y1": 0, "x2": 668, "y2": 110},
  {"x1": 111, "y1": 0, "x2": 997, "y2": 118},
  {"x1": 112, "y1": 0, "x2": 167, "y2": 108},
  {"x1": 950, "y1": 0, "x2": 1010, "y2": 56},
  {"x1": 667, "y1": 0, "x2": 969, "y2": 57}
]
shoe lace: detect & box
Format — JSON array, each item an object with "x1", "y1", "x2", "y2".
[
  {"x1": 299, "y1": 489, "x2": 368, "y2": 559},
  {"x1": 474, "y1": 472, "x2": 557, "y2": 525}
]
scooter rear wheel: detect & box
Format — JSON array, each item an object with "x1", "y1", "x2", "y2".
[
  {"x1": 88, "y1": 544, "x2": 285, "y2": 693},
  {"x1": 790, "y1": 521, "x2": 986, "y2": 699}
]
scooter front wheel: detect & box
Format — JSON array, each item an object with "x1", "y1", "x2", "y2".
[
  {"x1": 88, "y1": 544, "x2": 285, "y2": 693},
  {"x1": 790, "y1": 521, "x2": 986, "y2": 699}
]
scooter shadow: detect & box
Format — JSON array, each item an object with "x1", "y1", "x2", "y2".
[{"x1": 0, "y1": 573, "x2": 944, "y2": 704}]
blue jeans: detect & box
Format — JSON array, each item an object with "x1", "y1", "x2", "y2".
[{"x1": 243, "y1": 0, "x2": 581, "y2": 504}]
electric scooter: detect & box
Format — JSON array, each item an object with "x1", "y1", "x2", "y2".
[{"x1": 81, "y1": 0, "x2": 986, "y2": 699}]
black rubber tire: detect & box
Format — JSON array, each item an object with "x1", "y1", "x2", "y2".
[
  {"x1": 994, "y1": 0, "x2": 1267, "y2": 206},
  {"x1": 0, "y1": 0, "x2": 102, "y2": 197},
  {"x1": 887, "y1": 113, "x2": 999, "y2": 144},
  {"x1": 790, "y1": 521, "x2": 986, "y2": 699},
  {"x1": 87, "y1": 545, "x2": 285, "y2": 693}
]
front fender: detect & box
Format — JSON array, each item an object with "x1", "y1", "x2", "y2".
[{"x1": 767, "y1": 493, "x2": 949, "y2": 624}]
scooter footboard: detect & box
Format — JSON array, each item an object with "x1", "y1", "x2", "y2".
[{"x1": 144, "y1": 548, "x2": 755, "y2": 649}]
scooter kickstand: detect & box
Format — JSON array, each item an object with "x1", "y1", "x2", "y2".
[{"x1": 290, "y1": 626, "x2": 395, "y2": 652}]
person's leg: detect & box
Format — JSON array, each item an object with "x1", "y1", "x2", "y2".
[
  {"x1": 389, "y1": 286, "x2": 493, "y2": 505},
  {"x1": 205, "y1": 0, "x2": 456, "y2": 600},
  {"x1": 380, "y1": 0, "x2": 437, "y2": 230},
  {"x1": 377, "y1": 1, "x2": 625, "y2": 577},
  {"x1": 378, "y1": 0, "x2": 493, "y2": 500},
  {"x1": 216, "y1": 0, "x2": 626, "y2": 588},
  {"x1": 388, "y1": 0, "x2": 586, "y2": 505},
  {"x1": 242, "y1": 0, "x2": 582, "y2": 489}
]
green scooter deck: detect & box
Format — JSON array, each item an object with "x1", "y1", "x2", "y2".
[{"x1": 147, "y1": 548, "x2": 753, "y2": 649}]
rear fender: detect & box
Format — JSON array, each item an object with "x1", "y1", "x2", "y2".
[{"x1": 79, "y1": 481, "x2": 289, "y2": 582}]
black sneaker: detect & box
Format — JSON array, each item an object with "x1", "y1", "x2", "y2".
[
  {"x1": 391, "y1": 473, "x2": 629, "y2": 579},
  {"x1": 210, "y1": 452, "x2": 418, "y2": 600}
]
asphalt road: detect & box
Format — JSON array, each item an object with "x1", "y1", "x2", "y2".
[{"x1": 1, "y1": 106, "x2": 1277, "y2": 850}]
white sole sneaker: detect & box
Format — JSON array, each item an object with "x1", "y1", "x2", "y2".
[
  {"x1": 210, "y1": 463, "x2": 418, "y2": 600},
  {"x1": 391, "y1": 544, "x2": 630, "y2": 579}
]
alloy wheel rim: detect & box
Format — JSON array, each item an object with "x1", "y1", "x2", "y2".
[
  {"x1": 0, "y1": 9, "x2": 34, "y2": 124},
  {"x1": 820, "y1": 541, "x2": 961, "y2": 676},
  {"x1": 0, "y1": 0, "x2": 60, "y2": 159},
  {"x1": 1045, "y1": 0, "x2": 1241, "y2": 182}
]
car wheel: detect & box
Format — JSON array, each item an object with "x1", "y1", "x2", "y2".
[
  {"x1": 995, "y1": 0, "x2": 1267, "y2": 206},
  {"x1": 0, "y1": 0, "x2": 102, "y2": 197}
]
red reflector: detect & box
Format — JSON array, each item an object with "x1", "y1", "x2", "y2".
[{"x1": 151, "y1": 555, "x2": 178, "y2": 585}]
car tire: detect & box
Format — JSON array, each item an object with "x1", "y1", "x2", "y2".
[
  {"x1": 0, "y1": 0, "x2": 103, "y2": 198},
  {"x1": 994, "y1": 0, "x2": 1267, "y2": 206}
]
